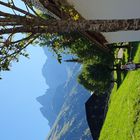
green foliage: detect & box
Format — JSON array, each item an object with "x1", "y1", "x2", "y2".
[
  {"x1": 40, "y1": 32, "x2": 113, "y2": 93},
  {"x1": 78, "y1": 72, "x2": 94, "y2": 91},
  {"x1": 78, "y1": 64, "x2": 111, "y2": 93},
  {"x1": 0, "y1": 33, "x2": 36, "y2": 76},
  {"x1": 0, "y1": 41, "x2": 29, "y2": 71},
  {"x1": 39, "y1": 32, "x2": 90, "y2": 62}
]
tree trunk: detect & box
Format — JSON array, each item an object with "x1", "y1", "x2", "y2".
[
  {"x1": 44, "y1": 19, "x2": 140, "y2": 33},
  {"x1": 1, "y1": 18, "x2": 140, "y2": 35}
]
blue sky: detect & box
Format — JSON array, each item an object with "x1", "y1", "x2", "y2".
[
  {"x1": 0, "y1": 1, "x2": 50, "y2": 139},
  {"x1": 0, "y1": 45, "x2": 50, "y2": 140}
]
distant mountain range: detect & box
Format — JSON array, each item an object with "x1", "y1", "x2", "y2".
[{"x1": 37, "y1": 48, "x2": 92, "y2": 140}]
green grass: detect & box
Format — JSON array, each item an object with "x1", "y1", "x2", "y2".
[{"x1": 99, "y1": 44, "x2": 140, "y2": 140}]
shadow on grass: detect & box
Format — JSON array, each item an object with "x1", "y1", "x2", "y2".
[
  {"x1": 128, "y1": 42, "x2": 139, "y2": 61},
  {"x1": 116, "y1": 69, "x2": 127, "y2": 89}
]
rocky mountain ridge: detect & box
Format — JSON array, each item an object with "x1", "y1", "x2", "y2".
[{"x1": 37, "y1": 48, "x2": 92, "y2": 140}]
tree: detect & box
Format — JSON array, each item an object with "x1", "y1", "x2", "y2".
[
  {"x1": 64, "y1": 58, "x2": 82, "y2": 63},
  {"x1": 78, "y1": 64, "x2": 111, "y2": 93},
  {"x1": 0, "y1": 0, "x2": 140, "y2": 72}
]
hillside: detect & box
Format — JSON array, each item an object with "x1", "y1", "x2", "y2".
[
  {"x1": 37, "y1": 48, "x2": 92, "y2": 140},
  {"x1": 99, "y1": 44, "x2": 140, "y2": 140},
  {"x1": 46, "y1": 78, "x2": 92, "y2": 140}
]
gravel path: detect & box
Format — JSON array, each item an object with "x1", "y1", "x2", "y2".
[{"x1": 117, "y1": 48, "x2": 124, "y2": 59}]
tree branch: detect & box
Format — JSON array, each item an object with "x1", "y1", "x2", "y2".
[
  {"x1": 0, "y1": 1, "x2": 36, "y2": 18},
  {"x1": 11, "y1": 33, "x2": 34, "y2": 44},
  {"x1": 0, "y1": 34, "x2": 39, "y2": 62}
]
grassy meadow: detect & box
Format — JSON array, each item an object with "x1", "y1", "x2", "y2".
[{"x1": 99, "y1": 44, "x2": 140, "y2": 140}]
